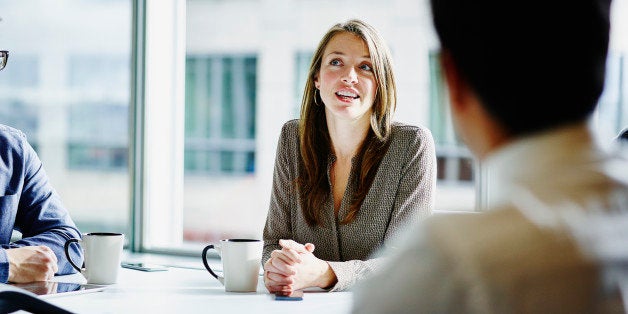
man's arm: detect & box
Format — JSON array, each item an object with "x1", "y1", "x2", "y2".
[{"x1": 3, "y1": 137, "x2": 82, "y2": 282}]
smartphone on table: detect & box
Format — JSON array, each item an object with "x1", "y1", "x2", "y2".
[
  {"x1": 121, "y1": 262, "x2": 168, "y2": 272},
  {"x1": 274, "y1": 290, "x2": 304, "y2": 301}
]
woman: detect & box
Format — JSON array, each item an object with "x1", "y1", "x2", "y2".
[{"x1": 263, "y1": 19, "x2": 436, "y2": 293}]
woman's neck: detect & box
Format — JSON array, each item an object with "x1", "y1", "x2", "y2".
[{"x1": 326, "y1": 114, "x2": 370, "y2": 160}]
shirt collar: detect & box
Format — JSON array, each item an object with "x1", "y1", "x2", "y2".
[{"x1": 482, "y1": 121, "x2": 598, "y2": 209}]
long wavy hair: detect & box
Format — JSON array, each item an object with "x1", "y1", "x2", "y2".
[{"x1": 298, "y1": 19, "x2": 397, "y2": 226}]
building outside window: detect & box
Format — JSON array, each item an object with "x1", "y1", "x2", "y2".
[
  {"x1": 428, "y1": 50, "x2": 475, "y2": 186},
  {"x1": 185, "y1": 55, "x2": 257, "y2": 175}
]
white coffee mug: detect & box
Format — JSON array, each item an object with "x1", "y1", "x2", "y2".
[
  {"x1": 202, "y1": 239, "x2": 263, "y2": 292},
  {"x1": 64, "y1": 232, "x2": 124, "y2": 284}
]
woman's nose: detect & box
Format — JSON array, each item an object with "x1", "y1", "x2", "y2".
[{"x1": 341, "y1": 67, "x2": 358, "y2": 84}]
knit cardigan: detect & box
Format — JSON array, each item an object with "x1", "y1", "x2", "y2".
[{"x1": 262, "y1": 119, "x2": 436, "y2": 291}]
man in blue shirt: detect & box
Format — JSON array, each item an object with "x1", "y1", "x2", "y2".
[{"x1": 0, "y1": 50, "x2": 83, "y2": 283}]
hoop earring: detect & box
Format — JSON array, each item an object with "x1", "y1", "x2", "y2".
[{"x1": 314, "y1": 89, "x2": 320, "y2": 106}]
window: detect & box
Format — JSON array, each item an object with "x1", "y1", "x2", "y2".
[
  {"x1": 428, "y1": 50, "x2": 475, "y2": 185},
  {"x1": 428, "y1": 50, "x2": 477, "y2": 212},
  {"x1": 0, "y1": 54, "x2": 39, "y2": 88},
  {"x1": 185, "y1": 55, "x2": 257, "y2": 175},
  {"x1": 143, "y1": 0, "x2": 628, "y2": 253},
  {"x1": 595, "y1": 52, "x2": 628, "y2": 143},
  {"x1": 7, "y1": 1, "x2": 625, "y2": 255},
  {"x1": 175, "y1": 0, "x2": 478, "y2": 250},
  {"x1": 294, "y1": 51, "x2": 313, "y2": 117},
  {"x1": 0, "y1": 100, "x2": 39, "y2": 148},
  {"x1": 67, "y1": 102, "x2": 128, "y2": 171},
  {"x1": 0, "y1": 0, "x2": 132, "y2": 236},
  {"x1": 68, "y1": 55, "x2": 130, "y2": 92}
]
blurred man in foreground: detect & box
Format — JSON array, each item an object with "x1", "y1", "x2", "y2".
[{"x1": 352, "y1": 0, "x2": 628, "y2": 312}]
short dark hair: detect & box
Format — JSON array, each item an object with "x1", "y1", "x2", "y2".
[{"x1": 430, "y1": 0, "x2": 612, "y2": 137}]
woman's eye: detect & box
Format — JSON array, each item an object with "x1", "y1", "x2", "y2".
[
  {"x1": 330, "y1": 59, "x2": 342, "y2": 66},
  {"x1": 360, "y1": 64, "x2": 373, "y2": 71}
]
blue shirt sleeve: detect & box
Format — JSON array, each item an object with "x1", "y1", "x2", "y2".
[
  {"x1": 0, "y1": 126, "x2": 83, "y2": 282},
  {"x1": 0, "y1": 249, "x2": 9, "y2": 283}
]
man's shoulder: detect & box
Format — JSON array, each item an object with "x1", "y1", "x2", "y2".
[
  {"x1": 423, "y1": 209, "x2": 531, "y2": 256},
  {"x1": 421, "y1": 208, "x2": 599, "y2": 312},
  {"x1": 0, "y1": 124, "x2": 28, "y2": 146},
  {"x1": 0, "y1": 124, "x2": 26, "y2": 137},
  {"x1": 424, "y1": 208, "x2": 585, "y2": 260}
]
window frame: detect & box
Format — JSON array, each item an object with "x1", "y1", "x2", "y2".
[{"x1": 130, "y1": 0, "x2": 188, "y2": 254}]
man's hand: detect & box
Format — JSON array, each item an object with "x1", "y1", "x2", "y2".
[{"x1": 6, "y1": 246, "x2": 59, "y2": 283}]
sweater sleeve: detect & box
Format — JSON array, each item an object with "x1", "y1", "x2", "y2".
[
  {"x1": 385, "y1": 125, "x2": 436, "y2": 242},
  {"x1": 262, "y1": 122, "x2": 297, "y2": 265},
  {"x1": 327, "y1": 257, "x2": 386, "y2": 292}
]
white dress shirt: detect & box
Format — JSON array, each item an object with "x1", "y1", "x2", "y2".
[{"x1": 352, "y1": 122, "x2": 628, "y2": 313}]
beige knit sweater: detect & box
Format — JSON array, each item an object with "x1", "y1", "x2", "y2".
[{"x1": 262, "y1": 119, "x2": 436, "y2": 291}]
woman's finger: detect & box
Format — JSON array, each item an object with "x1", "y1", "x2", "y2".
[
  {"x1": 279, "y1": 239, "x2": 309, "y2": 253},
  {"x1": 270, "y1": 256, "x2": 296, "y2": 276},
  {"x1": 271, "y1": 249, "x2": 297, "y2": 264},
  {"x1": 264, "y1": 260, "x2": 280, "y2": 273},
  {"x1": 266, "y1": 284, "x2": 293, "y2": 294},
  {"x1": 280, "y1": 247, "x2": 303, "y2": 263},
  {"x1": 267, "y1": 271, "x2": 294, "y2": 285}
]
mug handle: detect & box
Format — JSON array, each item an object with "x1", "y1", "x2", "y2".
[
  {"x1": 202, "y1": 245, "x2": 224, "y2": 284},
  {"x1": 64, "y1": 238, "x2": 83, "y2": 272}
]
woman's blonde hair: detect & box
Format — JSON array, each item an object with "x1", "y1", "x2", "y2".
[{"x1": 297, "y1": 19, "x2": 397, "y2": 226}]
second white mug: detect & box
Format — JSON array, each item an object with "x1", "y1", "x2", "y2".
[{"x1": 202, "y1": 239, "x2": 263, "y2": 292}]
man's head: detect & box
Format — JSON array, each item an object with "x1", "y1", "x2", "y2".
[{"x1": 430, "y1": 0, "x2": 612, "y2": 140}]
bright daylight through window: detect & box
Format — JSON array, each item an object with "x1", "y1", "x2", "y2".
[
  {"x1": 0, "y1": 0, "x2": 131, "y2": 239},
  {"x1": 1, "y1": 0, "x2": 625, "y2": 254}
]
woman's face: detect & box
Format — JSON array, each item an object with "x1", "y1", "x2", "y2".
[{"x1": 315, "y1": 32, "x2": 377, "y2": 123}]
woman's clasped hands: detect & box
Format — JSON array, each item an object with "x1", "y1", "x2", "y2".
[{"x1": 264, "y1": 239, "x2": 337, "y2": 294}]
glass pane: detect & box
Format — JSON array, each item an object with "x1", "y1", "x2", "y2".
[
  {"x1": 0, "y1": 0, "x2": 131, "y2": 236},
  {"x1": 295, "y1": 51, "x2": 313, "y2": 118},
  {"x1": 428, "y1": 50, "x2": 475, "y2": 211},
  {"x1": 595, "y1": 52, "x2": 628, "y2": 144}
]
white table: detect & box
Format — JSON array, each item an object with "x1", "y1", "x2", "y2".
[{"x1": 42, "y1": 254, "x2": 353, "y2": 314}]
